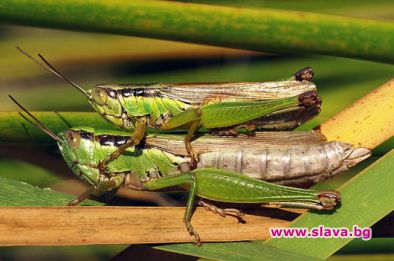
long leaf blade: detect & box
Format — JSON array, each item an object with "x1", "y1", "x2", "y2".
[
  {"x1": 264, "y1": 150, "x2": 394, "y2": 259},
  {"x1": 0, "y1": 0, "x2": 394, "y2": 62}
]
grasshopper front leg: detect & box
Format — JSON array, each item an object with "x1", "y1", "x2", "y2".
[
  {"x1": 98, "y1": 117, "x2": 147, "y2": 173},
  {"x1": 68, "y1": 175, "x2": 125, "y2": 206},
  {"x1": 142, "y1": 173, "x2": 202, "y2": 245}
]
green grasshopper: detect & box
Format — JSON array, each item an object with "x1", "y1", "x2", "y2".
[
  {"x1": 17, "y1": 47, "x2": 321, "y2": 169},
  {"x1": 11, "y1": 96, "x2": 339, "y2": 245}
]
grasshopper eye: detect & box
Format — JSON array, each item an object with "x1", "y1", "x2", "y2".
[
  {"x1": 92, "y1": 87, "x2": 108, "y2": 106},
  {"x1": 65, "y1": 130, "x2": 81, "y2": 149}
]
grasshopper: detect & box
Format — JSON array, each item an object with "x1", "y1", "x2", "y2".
[
  {"x1": 17, "y1": 47, "x2": 321, "y2": 169},
  {"x1": 11, "y1": 96, "x2": 339, "y2": 245}
]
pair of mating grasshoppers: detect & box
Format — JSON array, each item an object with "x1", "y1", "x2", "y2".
[{"x1": 11, "y1": 48, "x2": 370, "y2": 245}]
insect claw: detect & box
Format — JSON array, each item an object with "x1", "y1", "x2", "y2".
[
  {"x1": 67, "y1": 199, "x2": 81, "y2": 206},
  {"x1": 194, "y1": 239, "x2": 202, "y2": 247},
  {"x1": 295, "y1": 66, "x2": 314, "y2": 82},
  {"x1": 184, "y1": 219, "x2": 202, "y2": 246},
  {"x1": 298, "y1": 91, "x2": 322, "y2": 109},
  {"x1": 318, "y1": 190, "x2": 341, "y2": 209}
]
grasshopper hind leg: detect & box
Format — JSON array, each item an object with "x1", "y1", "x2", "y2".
[
  {"x1": 142, "y1": 172, "x2": 202, "y2": 245},
  {"x1": 160, "y1": 108, "x2": 202, "y2": 170},
  {"x1": 210, "y1": 123, "x2": 257, "y2": 137},
  {"x1": 183, "y1": 178, "x2": 201, "y2": 246},
  {"x1": 184, "y1": 120, "x2": 201, "y2": 170},
  {"x1": 198, "y1": 199, "x2": 245, "y2": 223}
]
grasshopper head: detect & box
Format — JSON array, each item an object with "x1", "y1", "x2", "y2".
[
  {"x1": 57, "y1": 127, "x2": 101, "y2": 186},
  {"x1": 85, "y1": 85, "x2": 125, "y2": 128},
  {"x1": 16, "y1": 47, "x2": 127, "y2": 129},
  {"x1": 9, "y1": 95, "x2": 101, "y2": 186}
]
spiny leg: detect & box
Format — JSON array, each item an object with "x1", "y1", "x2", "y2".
[
  {"x1": 184, "y1": 120, "x2": 201, "y2": 169},
  {"x1": 210, "y1": 123, "x2": 256, "y2": 137},
  {"x1": 184, "y1": 179, "x2": 201, "y2": 246},
  {"x1": 98, "y1": 117, "x2": 147, "y2": 173},
  {"x1": 160, "y1": 108, "x2": 202, "y2": 170},
  {"x1": 142, "y1": 172, "x2": 201, "y2": 245},
  {"x1": 198, "y1": 199, "x2": 245, "y2": 223},
  {"x1": 210, "y1": 126, "x2": 238, "y2": 136},
  {"x1": 261, "y1": 201, "x2": 324, "y2": 210},
  {"x1": 68, "y1": 187, "x2": 94, "y2": 206},
  {"x1": 68, "y1": 175, "x2": 125, "y2": 206}
]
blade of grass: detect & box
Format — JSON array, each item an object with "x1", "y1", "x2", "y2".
[
  {"x1": 0, "y1": 158, "x2": 60, "y2": 186},
  {"x1": 0, "y1": 0, "x2": 394, "y2": 62},
  {"x1": 0, "y1": 112, "x2": 113, "y2": 144},
  {"x1": 157, "y1": 241, "x2": 320, "y2": 261},
  {"x1": 320, "y1": 78, "x2": 394, "y2": 149},
  {"x1": 187, "y1": 0, "x2": 394, "y2": 20},
  {"x1": 0, "y1": 176, "x2": 101, "y2": 206},
  {"x1": 336, "y1": 238, "x2": 394, "y2": 255},
  {"x1": 265, "y1": 149, "x2": 394, "y2": 259}
]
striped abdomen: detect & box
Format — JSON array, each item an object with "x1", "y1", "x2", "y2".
[{"x1": 197, "y1": 141, "x2": 370, "y2": 186}]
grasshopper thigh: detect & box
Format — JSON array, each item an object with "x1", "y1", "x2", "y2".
[{"x1": 160, "y1": 108, "x2": 201, "y2": 130}]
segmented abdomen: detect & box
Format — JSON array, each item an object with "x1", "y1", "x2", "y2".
[{"x1": 197, "y1": 141, "x2": 351, "y2": 185}]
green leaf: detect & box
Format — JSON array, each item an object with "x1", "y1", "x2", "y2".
[
  {"x1": 0, "y1": 0, "x2": 394, "y2": 62},
  {"x1": 265, "y1": 150, "x2": 394, "y2": 259},
  {"x1": 156, "y1": 241, "x2": 320, "y2": 261},
  {"x1": 0, "y1": 176, "x2": 102, "y2": 206},
  {"x1": 0, "y1": 112, "x2": 113, "y2": 144},
  {"x1": 188, "y1": 0, "x2": 394, "y2": 20},
  {"x1": 156, "y1": 150, "x2": 394, "y2": 260},
  {"x1": 0, "y1": 158, "x2": 60, "y2": 186}
]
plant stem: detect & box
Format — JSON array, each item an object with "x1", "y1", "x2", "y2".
[
  {"x1": 0, "y1": 0, "x2": 394, "y2": 62},
  {"x1": 320, "y1": 78, "x2": 394, "y2": 149}
]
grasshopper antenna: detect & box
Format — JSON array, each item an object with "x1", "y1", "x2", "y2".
[
  {"x1": 9, "y1": 95, "x2": 60, "y2": 141},
  {"x1": 16, "y1": 47, "x2": 89, "y2": 98}
]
